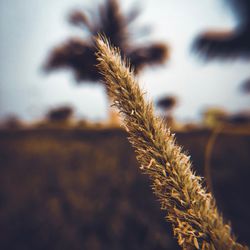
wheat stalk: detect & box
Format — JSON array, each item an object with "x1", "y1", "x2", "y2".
[{"x1": 95, "y1": 35, "x2": 248, "y2": 250}]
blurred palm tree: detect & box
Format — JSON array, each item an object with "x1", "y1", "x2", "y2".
[
  {"x1": 44, "y1": 0, "x2": 169, "y2": 83},
  {"x1": 194, "y1": 0, "x2": 250, "y2": 59}
]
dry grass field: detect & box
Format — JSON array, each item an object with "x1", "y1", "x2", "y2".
[{"x1": 0, "y1": 126, "x2": 249, "y2": 249}]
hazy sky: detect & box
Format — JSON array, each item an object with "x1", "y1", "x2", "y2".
[{"x1": 0, "y1": 0, "x2": 249, "y2": 122}]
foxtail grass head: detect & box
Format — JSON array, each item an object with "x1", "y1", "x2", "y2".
[{"x1": 95, "y1": 35, "x2": 248, "y2": 250}]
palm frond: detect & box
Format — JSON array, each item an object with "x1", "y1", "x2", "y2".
[
  {"x1": 44, "y1": 39, "x2": 98, "y2": 82},
  {"x1": 129, "y1": 43, "x2": 169, "y2": 73},
  {"x1": 193, "y1": 0, "x2": 250, "y2": 59}
]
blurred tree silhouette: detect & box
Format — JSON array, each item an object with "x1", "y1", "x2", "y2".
[
  {"x1": 157, "y1": 95, "x2": 178, "y2": 127},
  {"x1": 47, "y1": 106, "x2": 74, "y2": 122},
  {"x1": 240, "y1": 78, "x2": 250, "y2": 94},
  {"x1": 225, "y1": 111, "x2": 250, "y2": 125},
  {"x1": 194, "y1": 0, "x2": 250, "y2": 59},
  {"x1": 157, "y1": 96, "x2": 177, "y2": 111},
  {"x1": 44, "y1": 0, "x2": 168, "y2": 83},
  {"x1": 1, "y1": 115, "x2": 23, "y2": 129}
]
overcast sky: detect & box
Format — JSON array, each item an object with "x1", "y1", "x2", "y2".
[{"x1": 0, "y1": 0, "x2": 249, "y2": 122}]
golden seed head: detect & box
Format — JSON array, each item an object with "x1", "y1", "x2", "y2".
[{"x1": 95, "y1": 35, "x2": 248, "y2": 250}]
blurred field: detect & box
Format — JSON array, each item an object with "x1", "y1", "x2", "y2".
[{"x1": 0, "y1": 126, "x2": 249, "y2": 250}]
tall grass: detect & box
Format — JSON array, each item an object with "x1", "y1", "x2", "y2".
[{"x1": 95, "y1": 36, "x2": 248, "y2": 250}]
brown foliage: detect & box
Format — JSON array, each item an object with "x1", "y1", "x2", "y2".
[
  {"x1": 1, "y1": 127, "x2": 250, "y2": 250},
  {"x1": 0, "y1": 128, "x2": 179, "y2": 250}
]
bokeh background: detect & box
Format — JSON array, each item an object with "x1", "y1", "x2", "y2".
[
  {"x1": 1, "y1": 0, "x2": 249, "y2": 122},
  {"x1": 0, "y1": 0, "x2": 250, "y2": 249}
]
